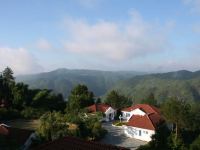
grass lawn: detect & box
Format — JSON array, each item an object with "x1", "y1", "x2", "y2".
[{"x1": 5, "y1": 119, "x2": 40, "y2": 130}]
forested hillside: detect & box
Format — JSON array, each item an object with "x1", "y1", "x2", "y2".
[
  {"x1": 112, "y1": 70, "x2": 200, "y2": 103},
  {"x1": 17, "y1": 68, "x2": 143, "y2": 99},
  {"x1": 17, "y1": 69, "x2": 200, "y2": 103}
]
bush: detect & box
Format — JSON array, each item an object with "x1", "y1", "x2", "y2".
[
  {"x1": 190, "y1": 135, "x2": 200, "y2": 150},
  {"x1": 21, "y1": 107, "x2": 45, "y2": 119},
  {"x1": 112, "y1": 121, "x2": 126, "y2": 126}
]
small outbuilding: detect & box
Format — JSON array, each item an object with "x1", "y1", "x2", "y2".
[{"x1": 87, "y1": 103, "x2": 116, "y2": 122}]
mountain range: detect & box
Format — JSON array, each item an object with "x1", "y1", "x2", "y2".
[
  {"x1": 17, "y1": 69, "x2": 200, "y2": 103},
  {"x1": 112, "y1": 70, "x2": 200, "y2": 103},
  {"x1": 16, "y1": 68, "x2": 144, "y2": 99}
]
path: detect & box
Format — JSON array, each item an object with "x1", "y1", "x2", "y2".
[{"x1": 101, "y1": 123, "x2": 147, "y2": 150}]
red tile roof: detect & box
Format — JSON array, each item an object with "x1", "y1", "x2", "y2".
[
  {"x1": 87, "y1": 103, "x2": 111, "y2": 113},
  {"x1": 121, "y1": 104, "x2": 160, "y2": 114},
  {"x1": 34, "y1": 136, "x2": 129, "y2": 150},
  {"x1": 0, "y1": 124, "x2": 9, "y2": 135},
  {"x1": 126, "y1": 113, "x2": 163, "y2": 130}
]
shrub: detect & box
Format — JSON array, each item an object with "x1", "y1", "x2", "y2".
[
  {"x1": 21, "y1": 107, "x2": 45, "y2": 119},
  {"x1": 190, "y1": 135, "x2": 200, "y2": 150},
  {"x1": 112, "y1": 121, "x2": 126, "y2": 126}
]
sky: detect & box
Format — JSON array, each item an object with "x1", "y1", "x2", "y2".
[{"x1": 0, "y1": 0, "x2": 200, "y2": 75}]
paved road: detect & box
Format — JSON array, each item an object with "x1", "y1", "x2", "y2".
[{"x1": 101, "y1": 123, "x2": 147, "y2": 150}]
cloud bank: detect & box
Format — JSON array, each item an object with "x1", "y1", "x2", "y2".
[
  {"x1": 0, "y1": 47, "x2": 43, "y2": 75},
  {"x1": 63, "y1": 11, "x2": 172, "y2": 62}
]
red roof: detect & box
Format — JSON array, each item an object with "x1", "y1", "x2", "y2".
[
  {"x1": 87, "y1": 103, "x2": 111, "y2": 113},
  {"x1": 34, "y1": 136, "x2": 129, "y2": 150},
  {"x1": 121, "y1": 104, "x2": 160, "y2": 114},
  {"x1": 126, "y1": 113, "x2": 163, "y2": 130},
  {"x1": 0, "y1": 124, "x2": 9, "y2": 135}
]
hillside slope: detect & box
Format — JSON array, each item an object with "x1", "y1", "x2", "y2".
[
  {"x1": 112, "y1": 70, "x2": 200, "y2": 103},
  {"x1": 17, "y1": 68, "x2": 144, "y2": 99}
]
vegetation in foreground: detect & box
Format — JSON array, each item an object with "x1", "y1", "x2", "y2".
[
  {"x1": 1, "y1": 67, "x2": 200, "y2": 150},
  {"x1": 0, "y1": 67, "x2": 108, "y2": 148}
]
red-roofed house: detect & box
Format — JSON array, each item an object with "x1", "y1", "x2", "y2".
[
  {"x1": 87, "y1": 103, "x2": 116, "y2": 121},
  {"x1": 121, "y1": 104, "x2": 163, "y2": 142},
  {"x1": 121, "y1": 104, "x2": 160, "y2": 121}
]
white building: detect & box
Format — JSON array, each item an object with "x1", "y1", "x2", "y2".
[
  {"x1": 87, "y1": 103, "x2": 116, "y2": 121},
  {"x1": 121, "y1": 104, "x2": 163, "y2": 142}
]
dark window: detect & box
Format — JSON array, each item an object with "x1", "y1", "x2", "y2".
[{"x1": 139, "y1": 130, "x2": 141, "y2": 136}]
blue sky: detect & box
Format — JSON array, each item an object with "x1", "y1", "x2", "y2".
[{"x1": 0, "y1": 0, "x2": 200, "y2": 74}]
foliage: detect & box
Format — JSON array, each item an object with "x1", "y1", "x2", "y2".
[
  {"x1": 141, "y1": 93, "x2": 158, "y2": 106},
  {"x1": 37, "y1": 111, "x2": 69, "y2": 141},
  {"x1": 11, "y1": 82, "x2": 29, "y2": 109},
  {"x1": 78, "y1": 116, "x2": 107, "y2": 140},
  {"x1": 95, "y1": 97, "x2": 101, "y2": 104},
  {"x1": 32, "y1": 90, "x2": 65, "y2": 111},
  {"x1": 21, "y1": 107, "x2": 45, "y2": 119},
  {"x1": 2, "y1": 66, "x2": 15, "y2": 82},
  {"x1": 0, "y1": 67, "x2": 66, "y2": 121},
  {"x1": 66, "y1": 84, "x2": 94, "y2": 112},
  {"x1": 17, "y1": 68, "x2": 141, "y2": 98},
  {"x1": 113, "y1": 70, "x2": 200, "y2": 103},
  {"x1": 105, "y1": 90, "x2": 132, "y2": 109},
  {"x1": 190, "y1": 135, "x2": 200, "y2": 150},
  {"x1": 64, "y1": 111, "x2": 106, "y2": 140},
  {"x1": 112, "y1": 121, "x2": 126, "y2": 126},
  {"x1": 161, "y1": 98, "x2": 191, "y2": 140}
]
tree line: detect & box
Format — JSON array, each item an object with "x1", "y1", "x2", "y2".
[{"x1": 0, "y1": 67, "x2": 65, "y2": 119}]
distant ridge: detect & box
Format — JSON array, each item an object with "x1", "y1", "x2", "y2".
[
  {"x1": 16, "y1": 68, "x2": 144, "y2": 98},
  {"x1": 17, "y1": 68, "x2": 200, "y2": 102},
  {"x1": 112, "y1": 69, "x2": 200, "y2": 103}
]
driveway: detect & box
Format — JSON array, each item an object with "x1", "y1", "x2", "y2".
[{"x1": 101, "y1": 123, "x2": 147, "y2": 150}]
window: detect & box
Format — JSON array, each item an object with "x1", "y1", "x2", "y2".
[
  {"x1": 126, "y1": 113, "x2": 130, "y2": 117},
  {"x1": 139, "y1": 130, "x2": 141, "y2": 136}
]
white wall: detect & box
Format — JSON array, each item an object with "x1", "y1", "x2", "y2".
[
  {"x1": 122, "y1": 108, "x2": 146, "y2": 121},
  {"x1": 104, "y1": 107, "x2": 116, "y2": 121},
  {"x1": 124, "y1": 126, "x2": 155, "y2": 142}
]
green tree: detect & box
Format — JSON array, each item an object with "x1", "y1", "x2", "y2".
[
  {"x1": 12, "y1": 82, "x2": 29, "y2": 109},
  {"x1": 95, "y1": 97, "x2": 101, "y2": 104},
  {"x1": 0, "y1": 67, "x2": 15, "y2": 105},
  {"x1": 32, "y1": 89, "x2": 65, "y2": 111},
  {"x1": 67, "y1": 84, "x2": 94, "y2": 112},
  {"x1": 2, "y1": 67, "x2": 15, "y2": 83},
  {"x1": 105, "y1": 90, "x2": 132, "y2": 109},
  {"x1": 141, "y1": 93, "x2": 158, "y2": 106},
  {"x1": 37, "y1": 111, "x2": 69, "y2": 141},
  {"x1": 162, "y1": 98, "x2": 191, "y2": 141},
  {"x1": 190, "y1": 135, "x2": 200, "y2": 150},
  {"x1": 149, "y1": 123, "x2": 171, "y2": 150}
]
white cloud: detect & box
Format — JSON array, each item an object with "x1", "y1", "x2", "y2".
[
  {"x1": 36, "y1": 38, "x2": 52, "y2": 50},
  {"x1": 183, "y1": 0, "x2": 200, "y2": 13},
  {"x1": 0, "y1": 47, "x2": 43, "y2": 75},
  {"x1": 63, "y1": 11, "x2": 172, "y2": 62}
]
